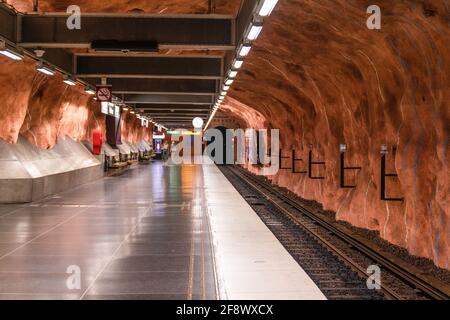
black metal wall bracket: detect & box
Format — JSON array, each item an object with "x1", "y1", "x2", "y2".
[
  {"x1": 292, "y1": 150, "x2": 307, "y2": 174},
  {"x1": 279, "y1": 149, "x2": 291, "y2": 170},
  {"x1": 340, "y1": 152, "x2": 361, "y2": 188},
  {"x1": 308, "y1": 148, "x2": 325, "y2": 179},
  {"x1": 380, "y1": 153, "x2": 404, "y2": 201}
]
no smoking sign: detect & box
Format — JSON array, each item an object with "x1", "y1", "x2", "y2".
[{"x1": 96, "y1": 85, "x2": 112, "y2": 102}]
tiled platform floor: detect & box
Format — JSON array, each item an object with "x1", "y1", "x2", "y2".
[
  {"x1": 0, "y1": 163, "x2": 216, "y2": 300},
  {"x1": 204, "y1": 165, "x2": 326, "y2": 300}
]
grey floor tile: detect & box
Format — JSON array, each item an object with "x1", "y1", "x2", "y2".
[
  {"x1": 0, "y1": 272, "x2": 93, "y2": 295},
  {"x1": 116, "y1": 242, "x2": 192, "y2": 256},
  {"x1": 106, "y1": 255, "x2": 191, "y2": 272},
  {"x1": 10, "y1": 242, "x2": 119, "y2": 257},
  {"x1": 82, "y1": 293, "x2": 187, "y2": 300},
  {"x1": 0, "y1": 163, "x2": 217, "y2": 299},
  {"x1": 0, "y1": 293, "x2": 81, "y2": 300},
  {"x1": 86, "y1": 271, "x2": 192, "y2": 295},
  {"x1": 0, "y1": 255, "x2": 110, "y2": 274}
]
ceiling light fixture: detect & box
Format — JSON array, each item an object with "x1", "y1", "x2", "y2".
[
  {"x1": 233, "y1": 59, "x2": 244, "y2": 69},
  {"x1": 238, "y1": 44, "x2": 252, "y2": 57},
  {"x1": 223, "y1": 85, "x2": 230, "y2": 91},
  {"x1": 63, "y1": 76, "x2": 77, "y2": 86},
  {"x1": 258, "y1": 0, "x2": 279, "y2": 17},
  {"x1": 0, "y1": 41, "x2": 23, "y2": 61},
  {"x1": 228, "y1": 70, "x2": 238, "y2": 78},
  {"x1": 36, "y1": 63, "x2": 55, "y2": 76},
  {"x1": 225, "y1": 78, "x2": 234, "y2": 86},
  {"x1": 85, "y1": 87, "x2": 95, "y2": 95},
  {"x1": 246, "y1": 22, "x2": 263, "y2": 41}
]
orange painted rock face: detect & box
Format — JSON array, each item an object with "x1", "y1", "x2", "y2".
[
  {"x1": 222, "y1": 0, "x2": 449, "y2": 268},
  {"x1": 0, "y1": 56, "x2": 35, "y2": 144},
  {"x1": 2, "y1": 0, "x2": 448, "y2": 269},
  {"x1": 0, "y1": 56, "x2": 151, "y2": 148},
  {"x1": 121, "y1": 111, "x2": 152, "y2": 144},
  {"x1": 6, "y1": 0, "x2": 241, "y2": 14}
]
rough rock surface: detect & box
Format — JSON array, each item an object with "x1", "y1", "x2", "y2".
[
  {"x1": 3, "y1": 0, "x2": 448, "y2": 268},
  {"x1": 223, "y1": 0, "x2": 449, "y2": 269},
  {"x1": 6, "y1": 0, "x2": 241, "y2": 14},
  {"x1": 0, "y1": 55, "x2": 150, "y2": 148}
]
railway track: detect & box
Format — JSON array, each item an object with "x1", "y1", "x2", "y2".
[{"x1": 219, "y1": 165, "x2": 450, "y2": 300}]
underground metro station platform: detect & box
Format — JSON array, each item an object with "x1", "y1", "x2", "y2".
[{"x1": 0, "y1": 0, "x2": 449, "y2": 309}]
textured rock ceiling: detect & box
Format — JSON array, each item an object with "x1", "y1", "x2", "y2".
[
  {"x1": 224, "y1": 0, "x2": 449, "y2": 269},
  {"x1": 1, "y1": 0, "x2": 448, "y2": 269},
  {"x1": 0, "y1": 55, "x2": 151, "y2": 149},
  {"x1": 6, "y1": 0, "x2": 242, "y2": 15}
]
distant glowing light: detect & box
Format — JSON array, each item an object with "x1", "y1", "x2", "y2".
[
  {"x1": 192, "y1": 117, "x2": 204, "y2": 129},
  {"x1": 225, "y1": 78, "x2": 234, "y2": 86}
]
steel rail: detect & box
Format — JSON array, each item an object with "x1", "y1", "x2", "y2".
[{"x1": 226, "y1": 166, "x2": 450, "y2": 300}]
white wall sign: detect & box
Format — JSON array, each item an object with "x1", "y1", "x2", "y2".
[
  {"x1": 101, "y1": 102, "x2": 121, "y2": 118},
  {"x1": 141, "y1": 118, "x2": 149, "y2": 127}
]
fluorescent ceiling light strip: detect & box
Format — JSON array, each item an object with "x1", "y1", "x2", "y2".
[
  {"x1": 233, "y1": 59, "x2": 244, "y2": 69},
  {"x1": 37, "y1": 65, "x2": 55, "y2": 76},
  {"x1": 63, "y1": 78, "x2": 77, "y2": 86},
  {"x1": 247, "y1": 25, "x2": 263, "y2": 41},
  {"x1": 228, "y1": 70, "x2": 238, "y2": 78},
  {"x1": 239, "y1": 45, "x2": 251, "y2": 57},
  {"x1": 0, "y1": 49, "x2": 23, "y2": 61},
  {"x1": 259, "y1": 0, "x2": 279, "y2": 16}
]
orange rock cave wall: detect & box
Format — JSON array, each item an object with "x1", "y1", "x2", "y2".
[
  {"x1": 0, "y1": 56, "x2": 151, "y2": 149},
  {"x1": 221, "y1": 0, "x2": 449, "y2": 269},
  {"x1": 225, "y1": 0, "x2": 450, "y2": 269},
  {"x1": 2, "y1": 0, "x2": 448, "y2": 269}
]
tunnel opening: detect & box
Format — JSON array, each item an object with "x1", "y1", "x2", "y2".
[{"x1": 208, "y1": 126, "x2": 230, "y2": 165}]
